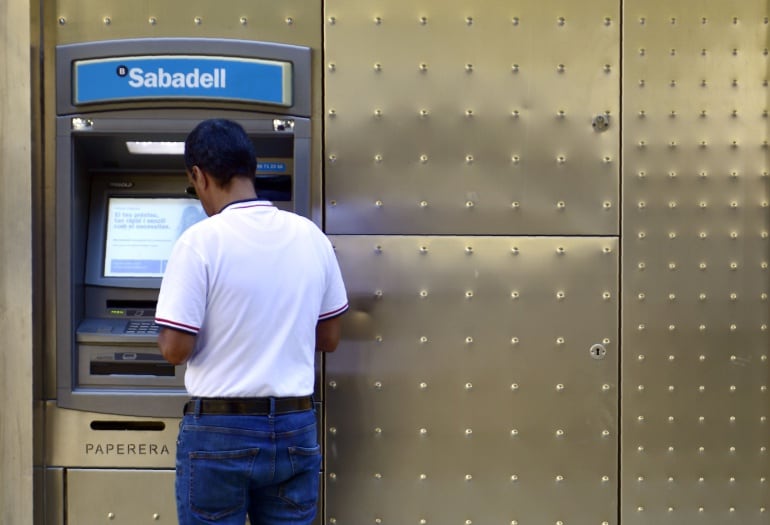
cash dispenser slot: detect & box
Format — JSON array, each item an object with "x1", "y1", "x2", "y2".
[{"x1": 90, "y1": 352, "x2": 175, "y2": 377}]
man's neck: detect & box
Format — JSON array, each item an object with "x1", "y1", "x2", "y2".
[{"x1": 212, "y1": 177, "x2": 258, "y2": 214}]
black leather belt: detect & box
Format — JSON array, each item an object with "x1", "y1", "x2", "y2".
[{"x1": 184, "y1": 396, "x2": 313, "y2": 416}]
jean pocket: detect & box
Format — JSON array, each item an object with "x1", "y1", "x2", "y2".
[
  {"x1": 280, "y1": 444, "x2": 322, "y2": 512},
  {"x1": 188, "y1": 447, "x2": 260, "y2": 521}
]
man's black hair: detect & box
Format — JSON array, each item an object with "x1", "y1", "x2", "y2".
[{"x1": 184, "y1": 119, "x2": 257, "y2": 186}]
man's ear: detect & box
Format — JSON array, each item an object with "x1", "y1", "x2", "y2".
[{"x1": 193, "y1": 166, "x2": 211, "y2": 190}]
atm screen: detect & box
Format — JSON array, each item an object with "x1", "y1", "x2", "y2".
[{"x1": 104, "y1": 197, "x2": 205, "y2": 278}]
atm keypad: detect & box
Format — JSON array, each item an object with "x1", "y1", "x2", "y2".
[{"x1": 125, "y1": 320, "x2": 159, "y2": 335}]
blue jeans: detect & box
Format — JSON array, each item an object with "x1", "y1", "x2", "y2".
[{"x1": 175, "y1": 408, "x2": 321, "y2": 525}]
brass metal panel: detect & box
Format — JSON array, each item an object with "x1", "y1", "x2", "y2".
[
  {"x1": 65, "y1": 469, "x2": 322, "y2": 525},
  {"x1": 41, "y1": 468, "x2": 64, "y2": 525},
  {"x1": 55, "y1": 0, "x2": 320, "y2": 45},
  {"x1": 67, "y1": 469, "x2": 176, "y2": 523},
  {"x1": 325, "y1": 0, "x2": 619, "y2": 235},
  {"x1": 42, "y1": 0, "x2": 58, "y2": 404},
  {"x1": 45, "y1": 402, "x2": 177, "y2": 468},
  {"x1": 327, "y1": 236, "x2": 619, "y2": 524},
  {"x1": 622, "y1": 2, "x2": 770, "y2": 524}
]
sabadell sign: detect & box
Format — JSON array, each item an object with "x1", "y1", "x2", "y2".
[{"x1": 72, "y1": 55, "x2": 293, "y2": 106}]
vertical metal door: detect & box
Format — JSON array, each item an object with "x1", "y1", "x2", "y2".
[
  {"x1": 325, "y1": 1, "x2": 621, "y2": 523},
  {"x1": 622, "y1": 2, "x2": 770, "y2": 523}
]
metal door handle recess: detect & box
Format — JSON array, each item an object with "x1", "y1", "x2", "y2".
[
  {"x1": 590, "y1": 343, "x2": 607, "y2": 359},
  {"x1": 592, "y1": 114, "x2": 610, "y2": 131}
]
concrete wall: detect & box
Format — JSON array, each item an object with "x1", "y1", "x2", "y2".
[{"x1": 0, "y1": 0, "x2": 34, "y2": 521}]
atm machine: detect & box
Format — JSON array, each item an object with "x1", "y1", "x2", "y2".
[
  {"x1": 46, "y1": 36, "x2": 322, "y2": 525},
  {"x1": 55, "y1": 38, "x2": 312, "y2": 418}
]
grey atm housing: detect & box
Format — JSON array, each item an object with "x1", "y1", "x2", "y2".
[{"x1": 55, "y1": 39, "x2": 312, "y2": 417}]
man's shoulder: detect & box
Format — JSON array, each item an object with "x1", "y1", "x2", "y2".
[{"x1": 277, "y1": 209, "x2": 325, "y2": 233}]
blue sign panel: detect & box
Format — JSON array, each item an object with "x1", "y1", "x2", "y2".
[{"x1": 73, "y1": 55, "x2": 293, "y2": 106}]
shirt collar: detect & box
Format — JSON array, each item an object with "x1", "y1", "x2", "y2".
[{"x1": 219, "y1": 198, "x2": 274, "y2": 213}]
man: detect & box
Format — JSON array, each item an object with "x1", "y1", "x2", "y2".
[{"x1": 155, "y1": 118, "x2": 348, "y2": 524}]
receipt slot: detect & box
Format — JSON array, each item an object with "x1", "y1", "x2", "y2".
[{"x1": 55, "y1": 39, "x2": 311, "y2": 416}]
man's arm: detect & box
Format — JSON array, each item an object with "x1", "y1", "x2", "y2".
[
  {"x1": 316, "y1": 316, "x2": 343, "y2": 352},
  {"x1": 158, "y1": 327, "x2": 196, "y2": 365}
]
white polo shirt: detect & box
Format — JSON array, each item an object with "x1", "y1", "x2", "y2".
[{"x1": 155, "y1": 200, "x2": 348, "y2": 398}]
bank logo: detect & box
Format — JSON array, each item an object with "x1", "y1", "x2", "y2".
[
  {"x1": 115, "y1": 63, "x2": 227, "y2": 89},
  {"x1": 73, "y1": 55, "x2": 292, "y2": 106}
]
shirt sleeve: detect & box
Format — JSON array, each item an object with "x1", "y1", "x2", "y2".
[
  {"x1": 318, "y1": 236, "x2": 349, "y2": 321},
  {"x1": 155, "y1": 235, "x2": 207, "y2": 334}
]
